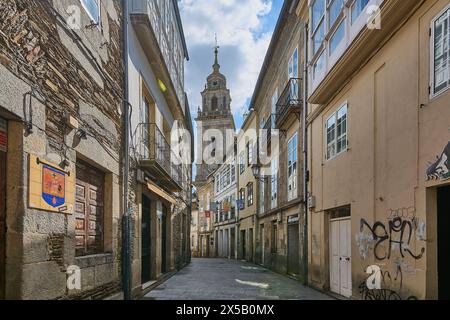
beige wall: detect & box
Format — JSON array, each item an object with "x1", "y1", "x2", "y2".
[{"x1": 308, "y1": 0, "x2": 450, "y2": 299}]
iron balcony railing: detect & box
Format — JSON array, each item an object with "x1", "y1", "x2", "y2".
[
  {"x1": 136, "y1": 123, "x2": 182, "y2": 189},
  {"x1": 276, "y1": 78, "x2": 302, "y2": 126}
]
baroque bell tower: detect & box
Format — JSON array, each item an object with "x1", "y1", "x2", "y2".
[{"x1": 195, "y1": 43, "x2": 235, "y2": 184}]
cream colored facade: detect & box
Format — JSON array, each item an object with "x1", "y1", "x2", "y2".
[
  {"x1": 306, "y1": 0, "x2": 450, "y2": 300},
  {"x1": 237, "y1": 113, "x2": 258, "y2": 262},
  {"x1": 194, "y1": 175, "x2": 215, "y2": 257}
]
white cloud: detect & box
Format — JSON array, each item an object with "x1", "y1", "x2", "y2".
[{"x1": 180, "y1": 0, "x2": 274, "y2": 119}]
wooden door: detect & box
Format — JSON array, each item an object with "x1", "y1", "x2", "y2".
[
  {"x1": 330, "y1": 219, "x2": 352, "y2": 298},
  {"x1": 75, "y1": 160, "x2": 105, "y2": 257},
  {"x1": 339, "y1": 219, "x2": 352, "y2": 297},
  {"x1": 0, "y1": 148, "x2": 6, "y2": 299}
]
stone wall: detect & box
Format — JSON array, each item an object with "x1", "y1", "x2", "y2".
[{"x1": 0, "y1": 0, "x2": 124, "y2": 300}]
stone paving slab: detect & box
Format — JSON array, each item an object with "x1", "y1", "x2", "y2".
[{"x1": 143, "y1": 258, "x2": 334, "y2": 300}]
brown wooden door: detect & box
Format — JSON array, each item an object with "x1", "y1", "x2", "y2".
[
  {"x1": 0, "y1": 150, "x2": 6, "y2": 299},
  {"x1": 75, "y1": 160, "x2": 104, "y2": 257}
]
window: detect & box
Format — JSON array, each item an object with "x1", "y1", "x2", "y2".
[
  {"x1": 271, "y1": 222, "x2": 278, "y2": 253},
  {"x1": 287, "y1": 133, "x2": 298, "y2": 201},
  {"x1": 231, "y1": 164, "x2": 236, "y2": 183},
  {"x1": 326, "y1": 103, "x2": 348, "y2": 160},
  {"x1": 239, "y1": 152, "x2": 245, "y2": 174},
  {"x1": 211, "y1": 96, "x2": 218, "y2": 111},
  {"x1": 288, "y1": 49, "x2": 299, "y2": 99},
  {"x1": 271, "y1": 89, "x2": 278, "y2": 128},
  {"x1": 247, "y1": 183, "x2": 254, "y2": 207},
  {"x1": 351, "y1": 0, "x2": 370, "y2": 24},
  {"x1": 239, "y1": 188, "x2": 245, "y2": 210},
  {"x1": 216, "y1": 176, "x2": 220, "y2": 193},
  {"x1": 247, "y1": 141, "x2": 254, "y2": 167},
  {"x1": 431, "y1": 5, "x2": 450, "y2": 97},
  {"x1": 271, "y1": 157, "x2": 278, "y2": 209},
  {"x1": 310, "y1": 0, "x2": 346, "y2": 80},
  {"x1": 81, "y1": 0, "x2": 100, "y2": 25},
  {"x1": 260, "y1": 180, "x2": 265, "y2": 214}
]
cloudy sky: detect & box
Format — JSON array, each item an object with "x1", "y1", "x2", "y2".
[{"x1": 179, "y1": 0, "x2": 283, "y2": 131}]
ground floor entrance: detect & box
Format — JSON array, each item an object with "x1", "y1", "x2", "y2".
[
  {"x1": 330, "y1": 216, "x2": 352, "y2": 298},
  {"x1": 0, "y1": 117, "x2": 6, "y2": 299},
  {"x1": 287, "y1": 219, "x2": 300, "y2": 276},
  {"x1": 141, "y1": 194, "x2": 152, "y2": 284},
  {"x1": 161, "y1": 205, "x2": 168, "y2": 274},
  {"x1": 438, "y1": 185, "x2": 450, "y2": 300}
]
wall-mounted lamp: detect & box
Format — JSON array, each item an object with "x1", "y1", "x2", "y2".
[{"x1": 75, "y1": 128, "x2": 88, "y2": 140}]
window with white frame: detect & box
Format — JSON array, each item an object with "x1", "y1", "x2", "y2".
[
  {"x1": 288, "y1": 48, "x2": 299, "y2": 99},
  {"x1": 431, "y1": 5, "x2": 450, "y2": 97},
  {"x1": 271, "y1": 157, "x2": 278, "y2": 209},
  {"x1": 247, "y1": 183, "x2": 254, "y2": 207},
  {"x1": 81, "y1": 0, "x2": 100, "y2": 25},
  {"x1": 287, "y1": 133, "x2": 298, "y2": 201},
  {"x1": 271, "y1": 89, "x2": 278, "y2": 128},
  {"x1": 231, "y1": 164, "x2": 236, "y2": 183},
  {"x1": 239, "y1": 152, "x2": 245, "y2": 174},
  {"x1": 260, "y1": 180, "x2": 265, "y2": 214},
  {"x1": 351, "y1": 0, "x2": 370, "y2": 24},
  {"x1": 326, "y1": 103, "x2": 348, "y2": 160},
  {"x1": 310, "y1": 0, "x2": 346, "y2": 79},
  {"x1": 247, "y1": 141, "x2": 254, "y2": 167}
]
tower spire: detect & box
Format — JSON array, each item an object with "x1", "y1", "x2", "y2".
[{"x1": 213, "y1": 33, "x2": 220, "y2": 71}]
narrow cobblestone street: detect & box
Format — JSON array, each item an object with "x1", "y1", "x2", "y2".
[{"x1": 143, "y1": 259, "x2": 333, "y2": 300}]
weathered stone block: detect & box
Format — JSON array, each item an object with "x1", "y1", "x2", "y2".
[{"x1": 21, "y1": 261, "x2": 66, "y2": 300}]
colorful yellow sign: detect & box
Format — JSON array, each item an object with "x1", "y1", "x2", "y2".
[{"x1": 28, "y1": 155, "x2": 74, "y2": 214}]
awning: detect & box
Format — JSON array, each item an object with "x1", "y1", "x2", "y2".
[{"x1": 146, "y1": 180, "x2": 177, "y2": 205}]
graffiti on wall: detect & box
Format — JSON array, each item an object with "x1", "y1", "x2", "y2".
[
  {"x1": 427, "y1": 141, "x2": 450, "y2": 181},
  {"x1": 355, "y1": 208, "x2": 425, "y2": 300},
  {"x1": 356, "y1": 216, "x2": 425, "y2": 261}
]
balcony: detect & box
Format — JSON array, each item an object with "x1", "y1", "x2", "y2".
[
  {"x1": 275, "y1": 78, "x2": 302, "y2": 128},
  {"x1": 196, "y1": 109, "x2": 231, "y2": 120},
  {"x1": 136, "y1": 123, "x2": 182, "y2": 192}
]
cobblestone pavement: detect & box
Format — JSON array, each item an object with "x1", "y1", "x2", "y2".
[{"x1": 143, "y1": 258, "x2": 334, "y2": 300}]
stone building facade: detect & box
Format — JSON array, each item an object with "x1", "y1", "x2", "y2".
[
  {"x1": 195, "y1": 47, "x2": 235, "y2": 184},
  {"x1": 250, "y1": 0, "x2": 306, "y2": 280},
  {"x1": 0, "y1": 0, "x2": 124, "y2": 299}
]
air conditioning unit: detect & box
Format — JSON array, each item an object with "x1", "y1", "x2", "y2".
[{"x1": 308, "y1": 195, "x2": 316, "y2": 209}]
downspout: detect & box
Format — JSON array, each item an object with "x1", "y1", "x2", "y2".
[
  {"x1": 302, "y1": 22, "x2": 309, "y2": 286},
  {"x1": 121, "y1": 0, "x2": 132, "y2": 300}
]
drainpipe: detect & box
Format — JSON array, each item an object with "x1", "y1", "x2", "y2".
[
  {"x1": 122, "y1": 0, "x2": 132, "y2": 300},
  {"x1": 302, "y1": 22, "x2": 309, "y2": 286}
]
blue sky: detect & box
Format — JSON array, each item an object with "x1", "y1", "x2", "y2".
[{"x1": 179, "y1": 0, "x2": 283, "y2": 132}]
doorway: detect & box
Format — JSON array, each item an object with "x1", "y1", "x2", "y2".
[
  {"x1": 260, "y1": 224, "x2": 265, "y2": 265},
  {"x1": 0, "y1": 117, "x2": 6, "y2": 299},
  {"x1": 287, "y1": 221, "x2": 300, "y2": 276},
  {"x1": 141, "y1": 195, "x2": 151, "y2": 284},
  {"x1": 161, "y1": 205, "x2": 168, "y2": 274},
  {"x1": 241, "y1": 230, "x2": 246, "y2": 260},
  {"x1": 330, "y1": 217, "x2": 352, "y2": 298},
  {"x1": 230, "y1": 228, "x2": 235, "y2": 259},
  {"x1": 249, "y1": 228, "x2": 254, "y2": 262},
  {"x1": 438, "y1": 186, "x2": 450, "y2": 300}
]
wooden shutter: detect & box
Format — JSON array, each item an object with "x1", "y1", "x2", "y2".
[{"x1": 75, "y1": 160, "x2": 104, "y2": 256}]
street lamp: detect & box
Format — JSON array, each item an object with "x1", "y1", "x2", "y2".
[{"x1": 251, "y1": 163, "x2": 267, "y2": 182}]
